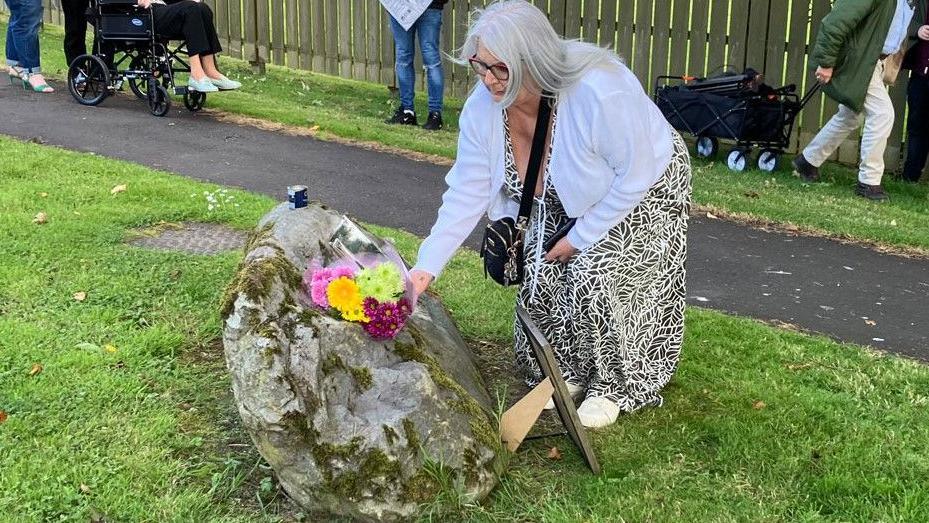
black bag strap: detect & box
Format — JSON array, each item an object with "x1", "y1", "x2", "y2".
[{"x1": 515, "y1": 93, "x2": 553, "y2": 229}]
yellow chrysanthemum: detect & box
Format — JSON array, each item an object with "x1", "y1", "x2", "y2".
[
  {"x1": 327, "y1": 277, "x2": 362, "y2": 312},
  {"x1": 342, "y1": 304, "x2": 370, "y2": 323}
]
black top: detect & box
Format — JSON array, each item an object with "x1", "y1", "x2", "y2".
[{"x1": 429, "y1": 0, "x2": 448, "y2": 9}]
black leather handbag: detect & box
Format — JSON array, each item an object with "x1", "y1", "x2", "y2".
[{"x1": 480, "y1": 94, "x2": 553, "y2": 286}]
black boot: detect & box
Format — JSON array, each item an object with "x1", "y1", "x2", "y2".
[
  {"x1": 855, "y1": 182, "x2": 889, "y2": 201},
  {"x1": 385, "y1": 107, "x2": 417, "y2": 125},
  {"x1": 422, "y1": 111, "x2": 443, "y2": 131},
  {"x1": 792, "y1": 153, "x2": 820, "y2": 182}
]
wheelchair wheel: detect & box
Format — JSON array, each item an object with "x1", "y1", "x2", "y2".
[
  {"x1": 695, "y1": 135, "x2": 718, "y2": 159},
  {"x1": 183, "y1": 90, "x2": 206, "y2": 112},
  {"x1": 128, "y1": 54, "x2": 150, "y2": 100},
  {"x1": 147, "y1": 80, "x2": 171, "y2": 117},
  {"x1": 67, "y1": 54, "x2": 110, "y2": 106}
]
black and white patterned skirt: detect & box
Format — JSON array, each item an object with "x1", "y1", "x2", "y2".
[{"x1": 510, "y1": 131, "x2": 692, "y2": 413}]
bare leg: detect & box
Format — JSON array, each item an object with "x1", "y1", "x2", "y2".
[
  {"x1": 200, "y1": 54, "x2": 224, "y2": 79},
  {"x1": 189, "y1": 54, "x2": 207, "y2": 81}
]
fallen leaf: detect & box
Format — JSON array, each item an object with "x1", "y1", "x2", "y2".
[
  {"x1": 547, "y1": 447, "x2": 562, "y2": 460},
  {"x1": 0, "y1": 411, "x2": 7, "y2": 423},
  {"x1": 80, "y1": 483, "x2": 91, "y2": 494},
  {"x1": 752, "y1": 400, "x2": 766, "y2": 410},
  {"x1": 33, "y1": 212, "x2": 47, "y2": 224},
  {"x1": 309, "y1": 125, "x2": 320, "y2": 133},
  {"x1": 110, "y1": 184, "x2": 127, "y2": 195},
  {"x1": 890, "y1": 219, "x2": 897, "y2": 226},
  {"x1": 104, "y1": 344, "x2": 118, "y2": 353},
  {"x1": 706, "y1": 212, "x2": 718, "y2": 220},
  {"x1": 39, "y1": 192, "x2": 48, "y2": 198},
  {"x1": 864, "y1": 320, "x2": 876, "y2": 326},
  {"x1": 29, "y1": 363, "x2": 43, "y2": 377},
  {"x1": 73, "y1": 291, "x2": 87, "y2": 302}
]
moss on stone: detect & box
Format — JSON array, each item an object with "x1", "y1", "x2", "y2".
[
  {"x1": 297, "y1": 307, "x2": 323, "y2": 340},
  {"x1": 280, "y1": 410, "x2": 321, "y2": 447},
  {"x1": 349, "y1": 366, "x2": 373, "y2": 391},
  {"x1": 382, "y1": 425, "x2": 399, "y2": 447},
  {"x1": 392, "y1": 325, "x2": 500, "y2": 455},
  {"x1": 401, "y1": 418, "x2": 420, "y2": 452},
  {"x1": 327, "y1": 448, "x2": 403, "y2": 501},
  {"x1": 242, "y1": 222, "x2": 275, "y2": 254},
  {"x1": 219, "y1": 251, "x2": 302, "y2": 320},
  {"x1": 320, "y1": 353, "x2": 346, "y2": 376},
  {"x1": 400, "y1": 468, "x2": 441, "y2": 504}
]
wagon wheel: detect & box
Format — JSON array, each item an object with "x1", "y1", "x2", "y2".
[
  {"x1": 694, "y1": 135, "x2": 719, "y2": 159},
  {"x1": 757, "y1": 149, "x2": 779, "y2": 172},
  {"x1": 726, "y1": 148, "x2": 749, "y2": 172}
]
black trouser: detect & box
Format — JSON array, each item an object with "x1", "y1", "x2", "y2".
[
  {"x1": 903, "y1": 71, "x2": 929, "y2": 183},
  {"x1": 62, "y1": 0, "x2": 90, "y2": 66},
  {"x1": 152, "y1": 1, "x2": 222, "y2": 57}
]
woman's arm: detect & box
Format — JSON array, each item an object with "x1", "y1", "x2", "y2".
[
  {"x1": 412, "y1": 99, "x2": 494, "y2": 286},
  {"x1": 565, "y1": 88, "x2": 668, "y2": 251}
]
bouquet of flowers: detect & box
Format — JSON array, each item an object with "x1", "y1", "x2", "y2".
[{"x1": 303, "y1": 217, "x2": 414, "y2": 340}]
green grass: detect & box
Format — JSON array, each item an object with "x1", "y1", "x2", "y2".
[
  {"x1": 3, "y1": 136, "x2": 929, "y2": 522},
  {"x1": 3, "y1": 19, "x2": 929, "y2": 252}
]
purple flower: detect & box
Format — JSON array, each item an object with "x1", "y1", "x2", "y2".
[{"x1": 361, "y1": 297, "x2": 411, "y2": 340}]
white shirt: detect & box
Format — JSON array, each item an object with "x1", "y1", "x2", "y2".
[
  {"x1": 883, "y1": 0, "x2": 916, "y2": 54},
  {"x1": 413, "y1": 61, "x2": 675, "y2": 278}
]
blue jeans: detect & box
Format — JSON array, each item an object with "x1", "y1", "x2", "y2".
[
  {"x1": 4, "y1": 0, "x2": 44, "y2": 73},
  {"x1": 389, "y1": 8, "x2": 444, "y2": 113}
]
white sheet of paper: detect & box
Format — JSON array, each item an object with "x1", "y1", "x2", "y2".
[{"x1": 378, "y1": 0, "x2": 433, "y2": 31}]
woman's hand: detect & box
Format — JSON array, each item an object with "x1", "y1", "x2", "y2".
[
  {"x1": 137, "y1": 0, "x2": 151, "y2": 8},
  {"x1": 919, "y1": 25, "x2": 929, "y2": 41},
  {"x1": 409, "y1": 269, "x2": 434, "y2": 302},
  {"x1": 543, "y1": 237, "x2": 577, "y2": 263},
  {"x1": 814, "y1": 66, "x2": 833, "y2": 84}
]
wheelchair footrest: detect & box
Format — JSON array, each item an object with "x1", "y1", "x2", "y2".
[{"x1": 174, "y1": 86, "x2": 188, "y2": 96}]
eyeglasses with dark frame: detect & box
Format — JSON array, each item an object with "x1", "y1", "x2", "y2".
[{"x1": 468, "y1": 55, "x2": 510, "y2": 81}]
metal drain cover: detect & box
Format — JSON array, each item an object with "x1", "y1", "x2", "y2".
[{"x1": 128, "y1": 222, "x2": 246, "y2": 255}]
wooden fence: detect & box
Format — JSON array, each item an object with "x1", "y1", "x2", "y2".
[{"x1": 6, "y1": 0, "x2": 925, "y2": 172}]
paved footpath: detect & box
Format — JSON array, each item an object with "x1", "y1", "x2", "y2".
[{"x1": 1, "y1": 86, "x2": 927, "y2": 360}]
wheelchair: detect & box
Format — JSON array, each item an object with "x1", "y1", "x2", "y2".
[{"x1": 67, "y1": 0, "x2": 207, "y2": 116}]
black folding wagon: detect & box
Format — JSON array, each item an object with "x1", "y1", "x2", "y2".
[{"x1": 653, "y1": 69, "x2": 820, "y2": 172}]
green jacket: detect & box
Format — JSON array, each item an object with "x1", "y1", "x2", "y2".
[{"x1": 809, "y1": 0, "x2": 897, "y2": 112}]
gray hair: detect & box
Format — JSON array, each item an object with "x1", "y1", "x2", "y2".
[{"x1": 456, "y1": 0, "x2": 620, "y2": 107}]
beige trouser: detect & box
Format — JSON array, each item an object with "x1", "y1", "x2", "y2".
[{"x1": 802, "y1": 60, "x2": 895, "y2": 186}]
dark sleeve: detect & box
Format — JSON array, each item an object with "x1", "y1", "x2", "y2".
[{"x1": 812, "y1": 0, "x2": 879, "y2": 68}]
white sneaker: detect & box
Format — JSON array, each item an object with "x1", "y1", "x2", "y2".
[
  {"x1": 188, "y1": 76, "x2": 219, "y2": 93},
  {"x1": 209, "y1": 74, "x2": 241, "y2": 90},
  {"x1": 543, "y1": 382, "x2": 585, "y2": 410},
  {"x1": 576, "y1": 396, "x2": 620, "y2": 428}
]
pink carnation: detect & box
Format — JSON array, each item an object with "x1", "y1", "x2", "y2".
[{"x1": 306, "y1": 265, "x2": 356, "y2": 308}]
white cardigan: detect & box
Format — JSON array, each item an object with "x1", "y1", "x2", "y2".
[{"x1": 413, "y1": 61, "x2": 674, "y2": 278}]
